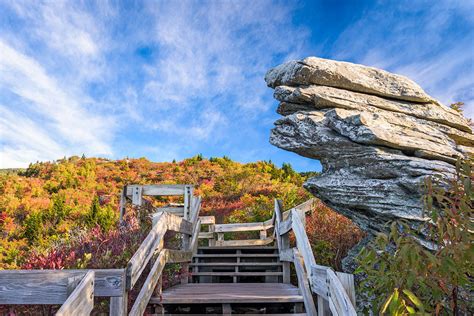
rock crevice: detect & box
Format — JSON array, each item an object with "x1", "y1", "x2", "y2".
[{"x1": 266, "y1": 57, "x2": 473, "y2": 244}]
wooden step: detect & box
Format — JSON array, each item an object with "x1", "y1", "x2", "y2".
[
  {"x1": 157, "y1": 314, "x2": 307, "y2": 316},
  {"x1": 198, "y1": 246, "x2": 277, "y2": 250},
  {"x1": 191, "y1": 272, "x2": 283, "y2": 277},
  {"x1": 152, "y1": 283, "x2": 303, "y2": 304},
  {"x1": 190, "y1": 262, "x2": 282, "y2": 267},
  {"x1": 194, "y1": 253, "x2": 279, "y2": 258}
]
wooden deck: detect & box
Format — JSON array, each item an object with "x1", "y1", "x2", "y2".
[{"x1": 152, "y1": 283, "x2": 304, "y2": 304}]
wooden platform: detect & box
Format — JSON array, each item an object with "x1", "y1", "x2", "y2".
[{"x1": 151, "y1": 283, "x2": 304, "y2": 304}]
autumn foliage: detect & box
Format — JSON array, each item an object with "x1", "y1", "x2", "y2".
[{"x1": 0, "y1": 155, "x2": 362, "y2": 274}]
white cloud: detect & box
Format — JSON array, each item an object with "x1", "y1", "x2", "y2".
[
  {"x1": 0, "y1": 40, "x2": 115, "y2": 167},
  {"x1": 0, "y1": 106, "x2": 65, "y2": 167},
  {"x1": 143, "y1": 0, "x2": 307, "y2": 111},
  {"x1": 331, "y1": 0, "x2": 474, "y2": 118}
]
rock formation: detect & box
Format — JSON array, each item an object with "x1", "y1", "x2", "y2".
[{"x1": 265, "y1": 57, "x2": 473, "y2": 255}]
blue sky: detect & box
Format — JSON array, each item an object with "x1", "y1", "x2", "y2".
[{"x1": 0, "y1": 0, "x2": 473, "y2": 171}]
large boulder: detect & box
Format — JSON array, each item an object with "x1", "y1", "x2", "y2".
[{"x1": 265, "y1": 57, "x2": 473, "y2": 266}]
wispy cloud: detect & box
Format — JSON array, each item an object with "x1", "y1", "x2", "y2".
[
  {"x1": 330, "y1": 0, "x2": 474, "y2": 118},
  {"x1": 1, "y1": 0, "x2": 471, "y2": 171},
  {"x1": 0, "y1": 1, "x2": 116, "y2": 167},
  {"x1": 0, "y1": 0, "x2": 308, "y2": 168}
]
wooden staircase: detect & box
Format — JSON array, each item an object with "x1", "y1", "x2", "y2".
[
  {"x1": 190, "y1": 246, "x2": 282, "y2": 283},
  {"x1": 150, "y1": 245, "x2": 306, "y2": 315},
  {"x1": 0, "y1": 185, "x2": 358, "y2": 316}
]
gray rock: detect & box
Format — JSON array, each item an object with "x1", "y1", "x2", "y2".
[
  {"x1": 265, "y1": 57, "x2": 440, "y2": 104},
  {"x1": 265, "y1": 57, "x2": 474, "y2": 271},
  {"x1": 273, "y1": 85, "x2": 471, "y2": 132}
]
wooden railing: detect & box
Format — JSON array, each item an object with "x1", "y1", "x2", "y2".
[
  {"x1": 273, "y1": 199, "x2": 357, "y2": 316},
  {"x1": 0, "y1": 184, "x2": 201, "y2": 316},
  {"x1": 198, "y1": 216, "x2": 275, "y2": 247},
  {"x1": 0, "y1": 270, "x2": 96, "y2": 315},
  {"x1": 196, "y1": 198, "x2": 357, "y2": 315}
]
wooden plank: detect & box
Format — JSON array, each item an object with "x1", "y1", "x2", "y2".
[
  {"x1": 293, "y1": 249, "x2": 317, "y2": 316},
  {"x1": 129, "y1": 251, "x2": 167, "y2": 316},
  {"x1": 318, "y1": 295, "x2": 331, "y2": 316},
  {"x1": 197, "y1": 246, "x2": 277, "y2": 250},
  {"x1": 217, "y1": 232, "x2": 224, "y2": 242},
  {"x1": 310, "y1": 265, "x2": 328, "y2": 297},
  {"x1": 198, "y1": 232, "x2": 214, "y2": 239},
  {"x1": 209, "y1": 222, "x2": 216, "y2": 246},
  {"x1": 126, "y1": 214, "x2": 166, "y2": 289},
  {"x1": 190, "y1": 196, "x2": 201, "y2": 225},
  {"x1": 223, "y1": 303, "x2": 232, "y2": 315},
  {"x1": 194, "y1": 254, "x2": 279, "y2": 258},
  {"x1": 190, "y1": 272, "x2": 283, "y2": 276},
  {"x1": 155, "y1": 206, "x2": 184, "y2": 214},
  {"x1": 337, "y1": 272, "x2": 356, "y2": 307},
  {"x1": 155, "y1": 283, "x2": 303, "y2": 304},
  {"x1": 110, "y1": 296, "x2": 127, "y2": 316},
  {"x1": 126, "y1": 184, "x2": 187, "y2": 196},
  {"x1": 199, "y1": 216, "x2": 215, "y2": 225},
  {"x1": 291, "y1": 210, "x2": 317, "y2": 277},
  {"x1": 327, "y1": 269, "x2": 357, "y2": 316},
  {"x1": 0, "y1": 269, "x2": 124, "y2": 304},
  {"x1": 275, "y1": 199, "x2": 291, "y2": 284},
  {"x1": 131, "y1": 186, "x2": 143, "y2": 206},
  {"x1": 183, "y1": 185, "x2": 192, "y2": 220},
  {"x1": 158, "y1": 314, "x2": 306, "y2": 316},
  {"x1": 279, "y1": 248, "x2": 294, "y2": 262},
  {"x1": 274, "y1": 199, "x2": 284, "y2": 251},
  {"x1": 282, "y1": 198, "x2": 315, "y2": 220},
  {"x1": 234, "y1": 250, "x2": 240, "y2": 283},
  {"x1": 214, "y1": 222, "x2": 272, "y2": 233},
  {"x1": 278, "y1": 216, "x2": 292, "y2": 235},
  {"x1": 264, "y1": 214, "x2": 274, "y2": 227},
  {"x1": 56, "y1": 271, "x2": 94, "y2": 316},
  {"x1": 190, "y1": 262, "x2": 282, "y2": 267},
  {"x1": 166, "y1": 250, "x2": 193, "y2": 263},
  {"x1": 165, "y1": 212, "x2": 193, "y2": 235},
  {"x1": 215, "y1": 238, "x2": 274, "y2": 247},
  {"x1": 190, "y1": 219, "x2": 201, "y2": 256},
  {"x1": 181, "y1": 186, "x2": 192, "y2": 284}
]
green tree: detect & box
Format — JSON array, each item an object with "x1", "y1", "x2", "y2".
[
  {"x1": 23, "y1": 212, "x2": 42, "y2": 244},
  {"x1": 86, "y1": 197, "x2": 116, "y2": 232}
]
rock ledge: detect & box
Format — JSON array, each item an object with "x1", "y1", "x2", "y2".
[{"x1": 266, "y1": 57, "x2": 473, "y2": 243}]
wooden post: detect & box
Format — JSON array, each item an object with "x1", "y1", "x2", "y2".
[
  {"x1": 217, "y1": 232, "x2": 224, "y2": 245},
  {"x1": 110, "y1": 294, "x2": 128, "y2": 316},
  {"x1": 222, "y1": 303, "x2": 232, "y2": 315},
  {"x1": 234, "y1": 250, "x2": 241, "y2": 283},
  {"x1": 318, "y1": 295, "x2": 331, "y2": 316},
  {"x1": 131, "y1": 186, "x2": 143, "y2": 206},
  {"x1": 151, "y1": 274, "x2": 164, "y2": 314},
  {"x1": 275, "y1": 199, "x2": 291, "y2": 284},
  {"x1": 181, "y1": 186, "x2": 192, "y2": 284},
  {"x1": 293, "y1": 249, "x2": 317, "y2": 315},
  {"x1": 336, "y1": 272, "x2": 356, "y2": 306},
  {"x1": 119, "y1": 185, "x2": 127, "y2": 223},
  {"x1": 209, "y1": 222, "x2": 216, "y2": 247}
]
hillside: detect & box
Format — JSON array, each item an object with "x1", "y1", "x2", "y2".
[{"x1": 0, "y1": 155, "x2": 363, "y2": 271}]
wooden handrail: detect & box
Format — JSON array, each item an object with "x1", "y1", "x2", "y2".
[
  {"x1": 56, "y1": 270, "x2": 95, "y2": 316},
  {"x1": 273, "y1": 199, "x2": 357, "y2": 316},
  {"x1": 0, "y1": 184, "x2": 202, "y2": 316},
  {"x1": 127, "y1": 190, "x2": 202, "y2": 316}
]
